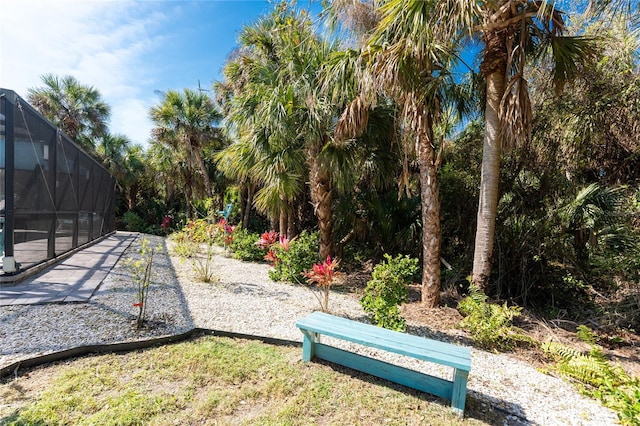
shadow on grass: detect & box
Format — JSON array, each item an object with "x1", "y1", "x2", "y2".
[{"x1": 313, "y1": 357, "x2": 532, "y2": 425}]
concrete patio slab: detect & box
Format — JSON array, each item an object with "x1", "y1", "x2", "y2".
[{"x1": 0, "y1": 232, "x2": 137, "y2": 306}]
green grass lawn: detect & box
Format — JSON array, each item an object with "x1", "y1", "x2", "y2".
[{"x1": 1, "y1": 335, "x2": 504, "y2": 425}]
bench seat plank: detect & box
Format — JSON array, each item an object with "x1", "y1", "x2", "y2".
[{"x1": 296, "y1": 312, "x2": 470, "y2": 371}]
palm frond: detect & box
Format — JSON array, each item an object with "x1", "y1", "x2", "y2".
[{"x1": 548, "y1": 36, "x2": 600, "y2": 92}]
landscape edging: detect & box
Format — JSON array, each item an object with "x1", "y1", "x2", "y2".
[{"x1": 0, "y1": 328, "x2": 300, "y2": 378}]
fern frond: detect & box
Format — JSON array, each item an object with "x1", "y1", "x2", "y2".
[
  {"x1": 542, "y1": 341, "x2": 583, "y2": 362},
  {"x1": 576, "y1": 325, "x2": 597, "y2": 345}
]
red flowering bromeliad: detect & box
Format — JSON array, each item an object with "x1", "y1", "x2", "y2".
[
  {"x1": 256, "y1": 230, "x2": 279, "y2": 249},
  {"x1": 304, "y1": 256, "x2": 342, "y2": 313},
  {"x1": 277, "y1": 235, "x2": 296, "y2": 251},
  {"x1": 223, "y1": 223, "x2": 235, "y2": 248},
  {"x1": 261, "y1": 234, "x2": 296, "y2": 265},
  {"x1": 264, "y1": 249, "x2": 278, "y2": 265}
]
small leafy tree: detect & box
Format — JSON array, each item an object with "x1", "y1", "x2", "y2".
[{"x1": 361, "y1": 254, "x2": 418, "y2": 331}]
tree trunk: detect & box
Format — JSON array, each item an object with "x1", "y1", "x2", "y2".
[
  {"x1": 473, "y1": 32, "x2": 507, "y2": 292},
  {"x1": 183, "y1": 167, "x2": 195, "y2": 220},
  {"x1": 287, "y1": 208, "x2": 296, "y2": 239},
  {"x1": 308, "y1": 145, "x2": 333, "y2": 260},
  {"x1": 190, "y1": 142, "x2": 213, "y2": 198},
  {"x1": 279, "y1": 208, "x2": 287, "y2": 237},
  {"x1": 417, "y1": 118, "x2": 441, "y2": 308},
  {"x1": 243, "y1": 182, "x2": 254, "y2": 229},
  {"x1": 184, "y1": 187, "x2": 193, "y2": 220}
]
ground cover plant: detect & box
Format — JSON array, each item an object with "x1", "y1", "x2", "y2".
[
  {"x1": 0, "y1": 335, "x2": 507, "y2": 425},
  {"x1": 542, "y1": 326, "x2": 640, "y2": 426},
  {"x1": 457, "y1": 284, "x2": 534, "y2": 351}
]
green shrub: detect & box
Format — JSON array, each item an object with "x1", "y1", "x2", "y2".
[
  {"x1": 542, "y1": 325, "x2": 640, "y2": 425},
  {"x1": 457, "y1": 283, "x2": 533, "y2": 350},
  {"x1": 230, "y1": 229, "x2": 267, "y2": 262},
  {"x1": 123, "y1": 211, "x2": 146, "y2": 232},
  {"x1": 360, "y1": 254, "x2": 419, "y2": 332},
  {"x1": 269, "y1": 231, "x2": 319, "y2": 283}
]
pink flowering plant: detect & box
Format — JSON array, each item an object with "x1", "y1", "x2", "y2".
[
  {"x1": 304, "y1": 255, "x2": 342, "y2": 313},
  {"x1": 160, "y1": 215, "x2": 172, "y2": 230}
]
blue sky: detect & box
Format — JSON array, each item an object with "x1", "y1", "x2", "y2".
[{"x1": 1, "y1": 0, "x2": 313, "y2": 147}]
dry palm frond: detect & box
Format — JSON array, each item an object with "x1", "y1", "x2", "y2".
[
  {"x1": 500, "y1": 73, "x2": 532, "y2": 152},
  {"x1": 335, "y1": 96, "x2": 370, "y2": 141}
]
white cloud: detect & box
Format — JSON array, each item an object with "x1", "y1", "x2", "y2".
[{"x1": 0, "y1": 0, "x2": 168, "y2": 147}]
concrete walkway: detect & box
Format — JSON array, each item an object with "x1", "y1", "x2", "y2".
[{"x1": 0, "y1": 232, "x2": 137, "y2": 306}]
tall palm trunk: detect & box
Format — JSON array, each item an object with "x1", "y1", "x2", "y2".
[
  {"x1": 417, "y1": 116, "x2": 441, "y2": 308},
  {"x1": 190, "y1": 143, "x2": 213, "y2": 198},
  {"x1": 287, "y1": 210, "x2": 296, "y2": 239},
  {"x1": 279, "y1": 208, "x2": 287, "y2": 237},
  {"x1": 308, "y1": 145, "x2": 333, "y2": 260},
  {"x1": 242, "y1": 182, "x2": 254, "y2": 229},
  {"x1": 472, "y1": 31, "x2": 507, "y2": 291}
]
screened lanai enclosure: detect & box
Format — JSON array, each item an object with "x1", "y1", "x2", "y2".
[{"x1": 0, "y1": 88, "x2": 116, "y2": 276}]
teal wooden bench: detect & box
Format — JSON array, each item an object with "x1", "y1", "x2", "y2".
[{"x1": 296, "y1": 312, "x2": 471, "y2": 416}]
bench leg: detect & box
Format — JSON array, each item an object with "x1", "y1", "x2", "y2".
[
  {"x1": 451, "y1": 368, "x2": 469, "y2": 417},
  {"x1": 301, "y1": 331, "x2": 317, "y2": 362}
]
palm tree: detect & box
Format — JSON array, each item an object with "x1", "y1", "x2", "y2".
[
  {"x1": 120, "y1": 144, "x2": 146, "y2": 211},
  {"x1": 217, "y1": 4, "x2": 349, "y2": 257},
  {"x1": 149, "y1": 89, "x2": 223, "y2": 201},
  {"x1": 27, "y1": 74, "x2": 110, "y2": 151},
  {"x1": 215, "y1": 18, "x2": 307, "y2": 236},
  {"x1": 98, "y1": 133, "x2": 130, "y2": 177},
  {"x1": 470, "y1": 2, "x2": 597, "y2": 291},
  {"x1": 324, "y1": 0, "x2": 471, "y2": 307},
  {"x1": 561, "y1": 183, "x2": 625, "y2": 264}
]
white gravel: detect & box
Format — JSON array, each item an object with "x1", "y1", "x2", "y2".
[{"x1": 0, "y1": 234, "x2": 619, "y2": 425}]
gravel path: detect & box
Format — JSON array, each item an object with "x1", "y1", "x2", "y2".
[{"x1": 0, "y1": 234, "x2": 619, "y2": 425}]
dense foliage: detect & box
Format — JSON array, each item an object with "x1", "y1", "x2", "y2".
[{"x1": 28, "y1": 2, "x2": 639, "y2": 333}]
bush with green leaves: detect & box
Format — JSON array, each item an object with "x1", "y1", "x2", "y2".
[
  {"x1": 230, "y1": 228, "x2": 267, "y2": 262},
  {"x1": 457, "y1": 283, "x2": 534, "y2": 350},
  {"x1": 360, "y1": 254, "x2": 419, "y2": 332},
  {"x1": 268, "y1": 231, "x2": 319, "y2": 283},
  {"x1": 542, "y1": 325, "x2": 640, "y2": 425},
  {"x1": 122, "y1": 211, "x2": 146, "y2": 232}
]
